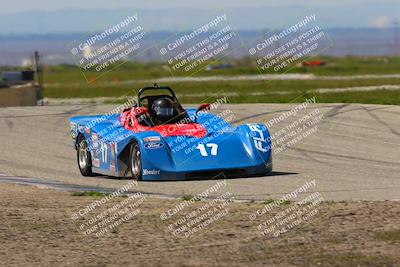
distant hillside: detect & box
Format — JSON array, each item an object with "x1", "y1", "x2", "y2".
[{"x1": 0, "y1": 28, "x2": 399, "y2": 66}]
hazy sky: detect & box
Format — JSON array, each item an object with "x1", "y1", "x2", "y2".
[
  {"x1": 1, "y1": 0, "x2": 397, "y2": 13},
  {"x1": 0, "y1": 0, "x2": 399, "y2": 33}
]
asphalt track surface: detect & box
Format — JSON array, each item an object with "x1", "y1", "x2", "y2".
[{"x1": 0, "y1": 103, "x2": 399, "y2": 201}]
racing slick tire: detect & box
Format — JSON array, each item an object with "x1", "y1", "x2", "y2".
[
  {"x1": 77, "y1": 134, "x2": 93, "y2": 176},
  {"x1": 130, "y1": 140, "x2": 142, "y2": 180}
]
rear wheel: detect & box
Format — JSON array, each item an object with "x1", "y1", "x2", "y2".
[
  {"x1": 77, "y1": 135, "x2": 93, "y2": 176},
  {"x1": 130, "y1": 141, "x2": 142, "y2": 180}
]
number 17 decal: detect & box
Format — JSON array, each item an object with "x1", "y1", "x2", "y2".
[{"x1": 196, "y1": 143, "x2": 218, "y2": 157}]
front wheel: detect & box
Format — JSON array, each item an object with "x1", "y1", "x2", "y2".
[
  {"x1": 77, "y1": 135, "x2": 93, "y2": 176},
  {"x1": 130, "y1": 141, "x2": 142, "y2": 180}
]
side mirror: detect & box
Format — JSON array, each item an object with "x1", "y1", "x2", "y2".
[
  {"x1": 194, "y1": 103, "x2": 211, "y2": 123},
  {"x1": 198, "y1": 103, "x2": 210, "y2": 112}
]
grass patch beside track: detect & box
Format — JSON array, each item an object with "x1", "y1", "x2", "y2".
[
  {"x1": 374, "y1": 229, "x2": 400, "y2": 243},
  {"x1": 71, "y1": 191, "x2": 108, "y2": 197},
  {"x1": 35, "y1": 56, "x2": 400, "y2": 82},
  {"x1": 35, "y1": 56, "x2": 400, "y2": 105},
  {"x1": 44, "y1": 79, "x2": 400, "y2": 105}
]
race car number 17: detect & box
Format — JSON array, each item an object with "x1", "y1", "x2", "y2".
[{"x1": 196, "y1": 143, "x2": 218, "y2": 157}]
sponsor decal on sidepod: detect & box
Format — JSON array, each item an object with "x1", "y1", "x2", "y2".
[
  {"x1": 143, "y1": 136, "x2": 161, "y2": 142},
  {"x1": 248, "y1": 124, "x2": 269, "y2": 153},
  {"x1": 143, "y1": 169, "x2": 161, "y2": 175},
  {"x1": 144, "y1": 142, "x2": 164, "y2": 149}
]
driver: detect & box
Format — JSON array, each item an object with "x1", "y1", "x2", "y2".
[
  {"x1": 150, "y1": 97, "x2": 176, "y2": 124},
  {"x1": 150, "y1": 97, "x2": 192, "y2": 125}
]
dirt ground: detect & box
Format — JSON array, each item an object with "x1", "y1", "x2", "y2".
[{"x1": 0, "y1": 184, "x2": 399, "y2": 267}]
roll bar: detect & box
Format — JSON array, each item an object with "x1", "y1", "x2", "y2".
[{"x1": 137, "y1": 84, "x2": 178, "y2": 107}]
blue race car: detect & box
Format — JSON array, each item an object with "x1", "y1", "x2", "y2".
[{"x1": 70, "y1": 85, "x2": 272, "y2": 180}]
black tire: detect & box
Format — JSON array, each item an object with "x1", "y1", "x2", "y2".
[
  {"x1": 130, "y1": 141, "x2": 142, "y2": 180},
  {"x1": 77, "y1": 135, "x2": 93, "y2": 176}
]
